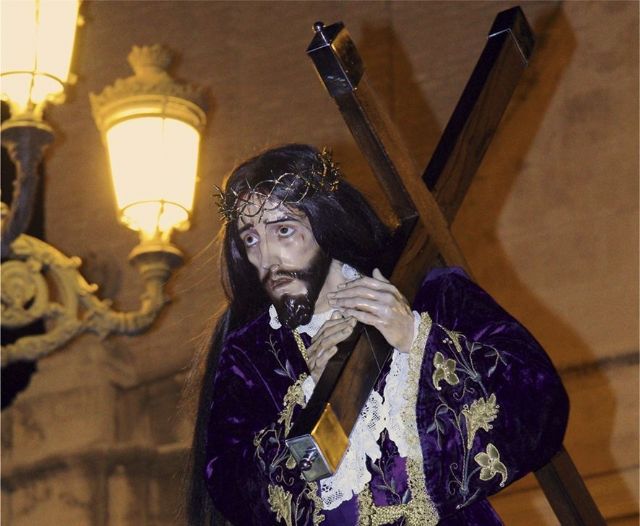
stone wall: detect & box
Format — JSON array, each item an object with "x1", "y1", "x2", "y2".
[{"x1": 2, "y1": 1, "x2": 638, "y2": 525}]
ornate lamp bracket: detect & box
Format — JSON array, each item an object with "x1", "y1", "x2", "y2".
[
  {"x1": 1, "y1": 44, "x2": 206, "y2": 366},
  {"x1": 1, "y1": 233, "x2": 181, "y2": 366}
]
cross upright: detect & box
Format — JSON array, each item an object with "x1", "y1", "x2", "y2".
[{"x1": 285, "y1": 6, "x2": 606, "y2": 525}]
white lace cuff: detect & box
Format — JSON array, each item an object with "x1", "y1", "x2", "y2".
[
  {"x1": 384, "y1": 311, "x2": 422, "y2": 459},
  {"x1": 299, "y1": 312, "x2": 423, "y2": 510},
  {"x1": 300, "y1": 375, "x2": 385, "y2": 510}
]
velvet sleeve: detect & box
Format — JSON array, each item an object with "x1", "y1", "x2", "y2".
[
  {"x1": 412, "y1": 267, "x2": 569, "y2": 518},
  {"x1": 204, "y1": 319, "x2": 322, "y2": 526},
  {"x1": 204, "y1": 334, "x2": 280, "y2": 525}
]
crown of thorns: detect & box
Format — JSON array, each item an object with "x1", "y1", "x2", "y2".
[{"x1": 214, "y1": 148, "x2": 341, "y2": 223}]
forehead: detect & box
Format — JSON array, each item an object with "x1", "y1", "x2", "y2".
[{"x1": 236, "y1": 197, "x2": 308, "y2": 230}]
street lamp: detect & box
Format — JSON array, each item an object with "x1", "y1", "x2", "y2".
[
  {"x1": 1, "y1": 3, "x2": 207, "y2": 365},
  {"x1": 91, "y1": 45, "x2": 206, "y2": 265},
  {"x1": 1, "y1": 0, "x2": 81, "y2": 257},
  {"x1": 1, "y1": 0, "x2": 81, "y2": 120}
]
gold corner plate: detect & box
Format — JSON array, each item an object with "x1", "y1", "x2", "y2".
[{"x1": 311, "y1": 403, "x2": 349, "y2": 472}]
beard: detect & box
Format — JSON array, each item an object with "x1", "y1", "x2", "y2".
[{"x1": 263, "y1": 250, "x2": 331, "y2": 329}]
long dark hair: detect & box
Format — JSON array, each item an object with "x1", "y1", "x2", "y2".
[{"x1": 184, "y1": 144, "x2": 392, "y2": 525}]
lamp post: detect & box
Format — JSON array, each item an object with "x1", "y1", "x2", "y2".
[{"x1": 1, "y1": 3, "x2": 207, "y2": 365}]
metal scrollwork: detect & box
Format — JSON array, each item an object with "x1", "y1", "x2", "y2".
[
  {"x1": 1, "y1": 259, "x2": 50, "y2": 327},
  {"x1": 1, "y1": 233, "x2": 176, "y2": 366}
]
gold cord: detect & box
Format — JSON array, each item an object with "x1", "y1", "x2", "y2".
[{"x1": 293, "y1": 329, "x2": 309, "y2": 361}]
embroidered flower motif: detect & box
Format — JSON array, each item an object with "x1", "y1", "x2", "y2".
[
  {"x1": 462, "y1": 394, "x2": 499, "y2": 448},
  {"x1": 474, "y1": 443, "x2": 508, "y2": 486},
  {"x1": 432, "y1": 351, "x2": 459, "y2": 390},
  {"x1": 258, "y1": 372, "x2": 322, "y2": 525},
  {"x1": 442, "y1": 328, "x2": 463, "y2": 353},
  {"x1": 268, "y1": 484, "x2": 293, "y2": 526}
]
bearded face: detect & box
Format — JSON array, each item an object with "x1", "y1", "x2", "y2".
[
  {"x1": 262, "y1": 249, "x2": 331, "y2": 328},
  {"x1": 237, "y1": 201, "x2": 331, "y2": 328}
]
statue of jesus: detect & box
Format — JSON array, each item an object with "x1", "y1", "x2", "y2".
[{"x1": 185, "y1": 144, "x2": 569, "y2": 526}]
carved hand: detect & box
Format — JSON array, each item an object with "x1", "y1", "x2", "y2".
[
  {"x1": 306, "y1": 312, "x2": 357, "y2": 383},
  {"x1": 327, "y1": 268, "x2": 415, "y2": 353}
]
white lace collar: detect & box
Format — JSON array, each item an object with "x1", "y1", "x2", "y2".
[{"x1": 268, "y1": 305, "x2": 335, "y2": 338}]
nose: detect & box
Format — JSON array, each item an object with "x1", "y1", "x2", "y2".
[{"x1": 258, "y1": 236, "x2": 281, "y2": 272}]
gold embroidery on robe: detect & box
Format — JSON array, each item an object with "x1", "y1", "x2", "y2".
[
  {"x1": 262, "y1": 372, "x2": 325, "y2": 525},
  {"x1": 357, "y1": 312, "x2": 439, "y2": 525},
  {"x1": 427, "y1": 321, "x2": 509, "y2": 507},
  {"x1": 268, "y1": 484, "x2": 294, "y2": 526},
  {"x1": 474, "y1": 443, "x2": 507, "y2": 486},
  {"x1": 461, "y1": 394, "x2": 499, "y2": 449},
  {"x1": 304, "y1": 481, "x2": 325, "y2": 525},
  {"x1": 278, "y1": 373, "x2": 308, "y2": 436}
]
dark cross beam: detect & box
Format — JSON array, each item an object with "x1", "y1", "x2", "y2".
[
  {"x1": 287, "y1": 6, "x2": 605, "y2": 525},
  {"x1": 289, "y1": 8, "x2": 531, "y2": 465}
]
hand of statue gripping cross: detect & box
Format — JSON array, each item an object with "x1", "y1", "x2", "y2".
[
  {"x1": 327, "y1": 269, "x2": 415, "y2": 354},
  {"x1": 307, "y1": 312, "x2": 358, "y2": 383}
]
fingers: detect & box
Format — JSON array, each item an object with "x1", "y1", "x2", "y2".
[
  {"x1": 325, "y1": 267, "x2": 415, "y2": 353},
  {"x1": 338, "y1": 275, "x2": 397, "y2": 294},
  {"x1": 307, "y1": 316, "x2": 356, "y2": 369},
  {"x1": 336, "y1": 308, "x2": 380, "y2": 327},
  {"x1": 311, "y1": 344, "x2": 339, "y2": 383},
  {"x1": 337, "y1": 306, "x2": 415, "y2": 354},
  {"x1": 314, "y1": 315, "x2": 352, "y2": 334},
  {"x1": 372, "y1": 268, "x2": 390, "y2": 283},
  {"x1": 333, "y1": 285, "x2": 390, "y2": 301},
  {"x1": 336, "y1": 270, "x2": 400, "y2": 304},
  {"x1": 311, "y1": 317, "x2": 356, "y2": 346},
  {"x1": 328, "y1": 287, "x2": 397, "y2": 314},
  {"x1": 329, "y1": 268, "x2": 410, "y2": 316}
]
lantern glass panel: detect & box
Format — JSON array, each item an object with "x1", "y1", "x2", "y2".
[
  {"x1": 1, "y1": 0, "x2": 80, "y2": 111},
  {"x1": 105, "y1": 116, "x2": 200, "y2": 238}
]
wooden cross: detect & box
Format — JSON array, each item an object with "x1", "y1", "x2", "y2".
[{"x1": 286, "y1": 7, "x2": 604, "y2": 525}]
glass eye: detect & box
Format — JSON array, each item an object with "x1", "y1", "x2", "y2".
[
  {"x1": 278, "y1": 225, "x2": 294, "y2": 237},
  {"x1": 243, "y1": 234, "x2": 258, "y2": 247}
]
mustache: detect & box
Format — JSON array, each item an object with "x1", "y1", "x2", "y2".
[{"x1": 261, "y1": 267, "x2": 314, "y2": 285}]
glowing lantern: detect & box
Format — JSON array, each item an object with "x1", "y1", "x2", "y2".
[{"x1": 91, "y1": 45, "x2": 207, "y2": 245}]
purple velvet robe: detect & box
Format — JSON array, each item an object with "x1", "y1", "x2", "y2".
[{"x1": 205, "y1": 268, "x2": 569, "y2": 525}]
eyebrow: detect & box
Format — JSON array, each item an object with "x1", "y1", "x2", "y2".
[
  {"x1": 264, "y1": 215, "x2": 301, "y2": 226},
  {"x1": 238, "y1": 214, "x2": 300, "y2": 234}
]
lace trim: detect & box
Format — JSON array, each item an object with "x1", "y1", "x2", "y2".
[
  {"x1": 300, "y1": 375, "x2": 386, "y2": 510},
  {"x1": 357, "y1": 312, "x2": 439, "y2": 525},
  {"x1": 384, "y1": 312, "x2": 421, "y2": 458},
  {"x1": 319, "y1": 389, "x2": 386, "y2": 509},
  {"x1": 301, "y1": 375, "x2": 316, "y2": 401}
]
